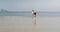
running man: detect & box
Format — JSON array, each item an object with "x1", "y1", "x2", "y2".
[{"x1": 32, "y1": 10, "x2": 36, "y2": 24}]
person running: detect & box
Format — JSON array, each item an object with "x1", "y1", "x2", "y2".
[
  {"x1": 32, "y1": 10, "x2": 36, "y2": 17},
  {"x1": 32, "y1": 10, "x2": 36, "y2": 24}
]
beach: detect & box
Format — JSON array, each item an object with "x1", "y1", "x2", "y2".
[{"x1": 0, "y1": 16, "x2": 60, "y2": 32}]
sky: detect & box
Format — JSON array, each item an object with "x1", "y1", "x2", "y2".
[{"x1": 0, "y1": 0, "x2": 60, "y2": 12}]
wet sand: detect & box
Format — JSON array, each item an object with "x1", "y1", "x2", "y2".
[{"x1": 0, "y1": 16, "x2": 60, "y2": 32}]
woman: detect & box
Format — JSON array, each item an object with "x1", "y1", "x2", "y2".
[
  {"x1": 32, "y1": 10, "x2": 34, "y2": 17},
  {"x1": 32, "y1": 10, "x2": 36, "y2": 24}
]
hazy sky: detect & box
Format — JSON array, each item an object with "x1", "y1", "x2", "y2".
[{"x1": 0, "y1": 0, "x2": 60, "y2": 11}]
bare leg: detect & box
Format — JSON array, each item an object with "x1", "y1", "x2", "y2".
[
  {"x1": 32, "y1": 15, "x2": 36, "y2": 24},
  {"x1": 34, "y1": 16, "x2": 36, "y2": 24}
]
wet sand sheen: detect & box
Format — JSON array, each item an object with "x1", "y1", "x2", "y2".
[{"x1": 0, "y1": 16, "x2": 60, "y2": 32}]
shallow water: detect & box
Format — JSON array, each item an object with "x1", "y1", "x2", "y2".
[{"x1": 1, "y1": 12, "x2": 60, "y2": 16}]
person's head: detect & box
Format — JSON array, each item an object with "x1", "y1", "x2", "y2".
[{"x1": 32, "y1": 10, "x2": 34, "y2": 12}]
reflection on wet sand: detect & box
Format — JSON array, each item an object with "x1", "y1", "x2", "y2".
[
  {"x1": 32, "y1": 24, "x2": 36, "y2": 32},
  {"x1": 32, "y1": 16, "x2": 36, "y2": 32},
  {"x1": 0, "y1": 16, "x2": 60, "y2": 32}
]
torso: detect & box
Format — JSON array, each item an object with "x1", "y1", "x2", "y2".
[{"x1": 32, "y1": 12, "x2": 36, "y2": 16}]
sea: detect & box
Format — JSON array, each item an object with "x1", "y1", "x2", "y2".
[{"x1": 0, "y1": 11, "x2": 60, "y2": 16}]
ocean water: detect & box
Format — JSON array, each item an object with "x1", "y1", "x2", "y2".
[{"x1": 0, "y1": 12, "x2": 60, "y2": 16}]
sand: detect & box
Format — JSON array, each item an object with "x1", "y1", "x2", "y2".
[{"x1": 0, "y1": 16, "x2": 60, "y2": 32}]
